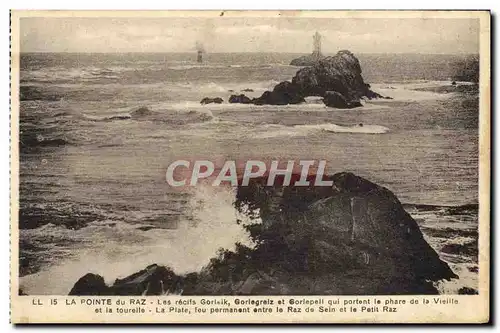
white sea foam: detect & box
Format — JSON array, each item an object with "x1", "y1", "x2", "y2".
[
  {"x1": 296, "y1": 123, "x2": 390, "y2": 134},
  {"x1": 19, "y1": 185, "x2": 254, "y2": 295},
  {"x1": 369, "y1": 81, "x2": 464, "y2": 102},
  {"x1": 253, "y1": 123, "x2": 390, "y2": 139}
]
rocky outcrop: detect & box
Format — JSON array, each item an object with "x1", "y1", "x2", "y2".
[
  {"x1": 200, "y1": 97, "x2": 223, "y2": 105},
  {"x1": 68, "y1": 265, "x2": 183, "y2": 296},
  {"x1": 111, "y1": 264, "x2": 183, "y2": 295},
  {"x1": 228, "y1": 81, "x2": 305, "y2": 106},
  {"x1": 252, "y1": 81, "x2": 305, "y2": 105},
  {"x1": 69, "y1": 172, "x2": 457, "y2": 296},
  {"x1": 228, "y1": 94, "x2": 252, "y2": 104},
  {"x1": 323, "y1": 91, "x2": 362, "y2": 109},
  {"x1": 290, "y1": 54, "x2": 324, "y2": 66},
  {"x1": 69, "y1": 273, "x2": 109, "y2": 295},
  {"x1": 291, "y1": 50, "x2": 381, "y2": 102},
  {"x1": 229, "y1": 50, "x2": 387, "y2": 108},
  {"x1": 452, "y1": 56, "x2": 479, "y2": 83}
]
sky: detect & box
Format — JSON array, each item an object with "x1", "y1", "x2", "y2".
[{"x1": 19, "y1": 17, "x2": 480, "y2": 54}]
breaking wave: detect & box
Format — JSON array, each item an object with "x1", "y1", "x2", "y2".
[
  {"x1": 254, "y1": 123, "x2": 390, "y2": 138},
  {"x1": 296, "y1": 123, "x2": 390, "y2": 134},
  {"x1": 19, "y1": 185, "x2": 253, "y2": 295}
]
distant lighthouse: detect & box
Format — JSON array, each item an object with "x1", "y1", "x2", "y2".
[
  {"x1": 196, "y1": 41, "x2": 204, "y2": 63},
  {"x1": 312, "y1": 31, "x2": 322, "y2": 60}
]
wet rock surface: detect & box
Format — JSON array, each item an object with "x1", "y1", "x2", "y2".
[
  {"x1": 229, "y1": 50, "x2": 387, "y2": 107},
  {"x1": 69, "y1": 173, "x2": 457, "y2": 296}
]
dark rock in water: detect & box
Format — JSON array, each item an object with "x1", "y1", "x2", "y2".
[
  {"x1": 130, "y1": 106, "x2": 154, "y2": 118},
  {"x1": 229, "y1": 94, "x2": 252, "y2": 104},
  {"x1": 452, "y1": 56, "x2": 479, "y2": 83},
  {"x1": 200, "y1": 97, "x2": 224, "y2": 105},
  {"x1": 70, "y1": 172, "x2": 456, "y2": 295},
  {"x1": 69, "y1": 273, "x2": 109, "y2": 295},
  {"x1": 323, "y1": 91, "x2": 362, "y2": 109},
  {"x1": 290, "y1": 54, "x2": 324, "y2": 66},
  {"x1": 458, "y1": 287, "x2": 478, "y2": 295},
  {"x1": 230, "y1": 50, "x2": 386, "y2": 107},
  {"x1": 241, "y1": 88, "x2": 254, "y2": 92},
  {"x1": 108, "y1": 115, "x2": 131, "y2": 121},
  {"x1": 292, "y1": 50, "x2": 384, "y2": 101},
  {"x1": 69, "y1": 264, "x2": 184, "y2": 296},
  {"x1": 252, "y1": 81, "x2": 305, "y2": 105},
  {"x1": 111, "y1": 264, "x2": 182, "y2": 295},
  {"x1": 468, "y1": 266, "x2": 479, "y2": 273},
  {"x1": 136, "y1": 226, "x2": 156, "y2": 231},
  {"x1": 451, "y1": 81, "x2": 457, "y2": 86},
  {"x1": 228, "y1": 89, "x2": 234, "y2": 92}
]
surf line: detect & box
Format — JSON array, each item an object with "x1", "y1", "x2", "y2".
[{"x1": 165, "y1": 160, "x2": 335, "y2": 187}]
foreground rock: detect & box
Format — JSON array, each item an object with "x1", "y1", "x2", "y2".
[
  {"x1": 200, "y1": 97, "x2": 223, "y2": 105},
  {"x1": 69, "y1": 265, "x2": 183, "y2": 296},
  {"x1": 69, "y1": 172, "x2": 457, "y2": 295},
  {"x1": 69, "y1": 273, "x2": 108, "y2": 295}
]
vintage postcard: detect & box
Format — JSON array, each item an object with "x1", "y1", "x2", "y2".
[{"x1": 10, "y1": 10, "x2": 490, "y2": 324}]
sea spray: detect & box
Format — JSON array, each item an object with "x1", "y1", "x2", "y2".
[{"x1": 19, "y1": 185, "x2": 253, "y2": 295}]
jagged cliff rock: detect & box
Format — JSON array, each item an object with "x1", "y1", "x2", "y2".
[
  {"x1": 69, "y1": 173, "x2": 456, "y2": 296},
  {"x1": 291, "y1": 50, "x2": 383, "y2": 101},
  {"x1": 228, "y1": 50, "x2": 386, "y2": 108}
]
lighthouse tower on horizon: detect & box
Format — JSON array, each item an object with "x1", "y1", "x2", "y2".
[{"x1": 312, "y1": 31, "x2": 322, "y2": 60}]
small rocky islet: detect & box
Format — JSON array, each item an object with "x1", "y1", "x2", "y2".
[{"x1": 200, "y1": 50, "x2": 391, "y2": 109}]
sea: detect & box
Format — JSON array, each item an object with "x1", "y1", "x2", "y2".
[{"x1": 18, "y1": 52, "x2": 479, "y2": 295}]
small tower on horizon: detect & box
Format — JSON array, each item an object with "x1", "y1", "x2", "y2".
[
  {"x1": 196, "y1": 41, "x2": 204, "y2": 63},
  {"x1": 312, "y1": 31, "x2": 322, "y2": 60}
]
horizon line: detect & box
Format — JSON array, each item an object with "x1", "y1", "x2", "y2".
[{"x1": 19, "y1": 51, "x2": 479, "y2": 56}]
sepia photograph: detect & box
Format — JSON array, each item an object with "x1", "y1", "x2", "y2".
[{"x1": 10, "y1": 10, "x2": 490, "y2": 323}]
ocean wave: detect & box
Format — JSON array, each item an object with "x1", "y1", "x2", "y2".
[
  {"x1": 168, "y1": 64, "x2": 227, "y2": 70},
  {"x1": 21, "y1": 66, "x2": 130, "y2": 84},
  {"x1": 368, "y1": 81, "x2": 464, "y2": 102},
  {"x1": 19, "y1": 185, "x2": 253, "y2": 295},
  {"x1": 253, "y1": 123, "x2": 390, "y2": 139},
  {"x1": 296, "y1": 123, "x2": 390, "y2": 134},
  {"x1": 80, "y1": 113, "x2": 132, "y2": 122},
  {"x1": 167, "y1": 63, "x2": 276, "y2": 70},
  {"x1": 80, "y1": 107, "x2": 215, "y2": 126}
]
